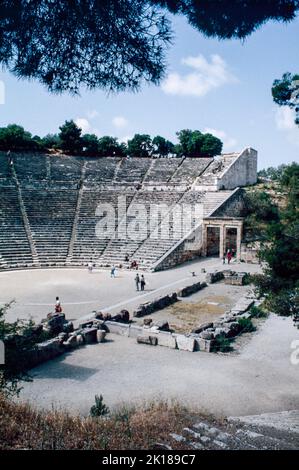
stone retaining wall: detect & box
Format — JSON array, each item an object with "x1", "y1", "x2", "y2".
[
  {"x1": 133, "y1": 293, "x2": 178, "y2": 318},
  {"x1": 11, "y1": 312, "x2": 109, "y2": 370},
  {"x1": 103, "y1": 288, "x2": 258, "y2": 354}
]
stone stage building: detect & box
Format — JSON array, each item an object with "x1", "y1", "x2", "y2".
[{"x1": 0, "y1": 148, "x2": 257, "y2": 271}]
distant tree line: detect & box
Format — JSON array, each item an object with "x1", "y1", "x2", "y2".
[
  {"x1": 258, "y1": 164, "x2": 289, "y2": 181},
  {"x1": 0, "y1": 121, "x2": 223, "y2": 158}
]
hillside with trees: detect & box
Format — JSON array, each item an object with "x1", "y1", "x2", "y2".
[{"x1": 243, "y1": 163, "x2": 299, "y2": 319}]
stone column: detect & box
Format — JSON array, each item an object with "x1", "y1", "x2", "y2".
[
  {"x1": 236, "y1": 225, "x2": 242, "y2": 261},
  {"x1": 202, "y1": 224, "x2": 208, "y2": 256},
  {"x1": 219, "y1": 224, "x2": 225, "y2": 259}
]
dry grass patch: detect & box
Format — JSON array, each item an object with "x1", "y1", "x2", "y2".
[{"x1": 0, "y1": 395, "x2": 195, "y2": 450}]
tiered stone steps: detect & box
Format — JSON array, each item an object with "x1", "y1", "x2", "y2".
[
  {"x1": 71, "y1": 190, "x2": 135, "y2": 266},
  {"x1": 21, "y1": 189, "x2": 78, "y2": 266},
  {"x1": 98, "y1": 190, "x2": 184, "y2": 266},
  {"x1": 195, "y1": 153, "x2": 238, "y2": 188},
  {"x1": 0, "y1": 151, "x2": 249, "y2": 271},
  {"x1": 166, "y1": 411, "x2": 299, "y2": 450},
  {"x1": 133, "y1": 190, "x2": 234, "y2": 269},
  {"x1": 0, "y1": 186, "x2": 34, "y2": 269}
]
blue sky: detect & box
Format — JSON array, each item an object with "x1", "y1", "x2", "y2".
[{"x1": 0, "y1": 14, "x2": 298, "y2": 170}]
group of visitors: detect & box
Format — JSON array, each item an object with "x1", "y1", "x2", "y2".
[{"x1": 135, "y1": 273, "x2": 146, "y2": 291}]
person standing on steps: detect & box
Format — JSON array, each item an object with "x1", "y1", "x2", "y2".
[
  {"x1": 140, "y1": 274, "x2": 146, "y2": 291},
  {"x1": 135, "y1": 273, "x2": 140, "y2": 291}
]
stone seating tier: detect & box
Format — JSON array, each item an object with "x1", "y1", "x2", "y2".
[{"x1": 0, "y1": 152, "x2": 245, "y2": 270}]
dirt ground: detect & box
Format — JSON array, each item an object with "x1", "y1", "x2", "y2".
[{"x1": 135, "y1": 283, "x2": 248, "y2": 333}]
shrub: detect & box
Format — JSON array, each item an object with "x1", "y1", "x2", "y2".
[
  {"x1": 249, "y1": 305, "x2": 267, "y2": 318},
  {"x1": 90, "y1": 394, "x2": 110, "y2": 418},
  {"x1": 237, "y1": 317, "x2": 256, "y2": 333},
  {"x1": 212, "y1": 334, "x2": 233, "y2": 353}
]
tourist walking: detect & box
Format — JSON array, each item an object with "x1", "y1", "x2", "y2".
[
  {"x1": 111, "y1": 265, "x2": 116, "y2": 278},
  {"x1": 135, "y1": 273, "x2": 140, "y2": 291},
  {"x1": 88, "y1": 261, "x2": 93, "y2": 273},
  {"x1": 227, "y1": 249, "x2": 232, "y2": 264},
  {"x1": 140, "y1": 274, "x2": 146, "y2": 291}
]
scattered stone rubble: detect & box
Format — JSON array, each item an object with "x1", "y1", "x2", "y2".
[
  {"x1": 17, "y1": 312, "x2": 110, "y2": 369},
  {"x1": 205, "y1": 269, "x2": 248, "y2": 286}
]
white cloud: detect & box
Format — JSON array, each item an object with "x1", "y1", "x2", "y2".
[
  {"x1": 75, "y1": 118, "x2": 91, "y2": 134},
  {"x1": 75, "y1": 117, "x2": 101, "y2": 136},
  {"x1": 275, "y1": 107, "x2": 299, "y2": 147},
  {"x1": 112, "y1": 116, "x2": 128, "y2": 129},
  {"x1": 204, "y1": 127, "x2": 238, "y2": 151},
  {"x1": 161, "y1": 54, "x2": 238, "y2": 97}
]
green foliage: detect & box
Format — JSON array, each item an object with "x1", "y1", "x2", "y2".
[
  {"x1": 1, "y1": 2, "x2": 298, "y2": 93},
  {"x1": 152, "y1": 135, "x2": 175, "y2": 157},
  {"x1": 243, "y1": 191, "x2": 279, "y2": 239},
  {"x1": 272, "y1": 73, "x2": 299, "y2": 126},
  {"x1": 0, "y1": 124, "x2": 40, "y2": 151},
  {"x1": 0, "y1": 1, "x2": 171, "y2": 94},
  {"x1": 249, "y1": 305, "x2": 267, "y2": 319},
  {"x1": 264, "y1": 288, "x2": 299, "y2": 317},
  {"x1": 212, "y1": 334, "x2": 233, "y2": 353},
  {"x1": 127, "y1": 134, "x2": 153, "y2": 158},
  {"x1": 0, "y1": 303, "x2": 36, "y2": 397},
  {"x1": 280, "y1": 162, "x2": 299, "y2": 188},
  {"x1": 237, "y1": 317, "x2": 256, "y2": 333},
  {"x1": 98, "y1": 136, "x2": 126, "y2": 157},
  {"x1": 252, "y1": 163, "x2": 299, "y2": 318},
  {"x1": 59, "y1": 120, "x2": 83, "y2": 154},
  {"x1": 82, "y1": 134, "x2": 100, "y2": 156},
  {"x1": 176, "y1": 129, "x2": 223, "y2": 158},
  {"x1": 41, "y1": 134, "x2": 62, "y2": 150},
  {"x1": 90, "y1": 394, "x2": 110, "y2": 418},
  {"x1": 258, "y1": 164, "x2": 288, "y2": 181},
  {"x1": 153, "y1": 1, "x2": 299, "y2": 40}
]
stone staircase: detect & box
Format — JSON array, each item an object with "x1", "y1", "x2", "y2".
[
  {"x1": 134, "y1": 189, "x2": 235, "y2": 270},
  {"x1": 164, "y1": 411, "x2": 299, "y2": 450},
  {"x1": 66, "y1": 162, "x2": 87, "y2": 264},
  {"x1": 0, "y1": 184, "x2": 34, "y2": 269},
  {"x1": 11, "y1": 165, "x2": 40, "y2": 267}
]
